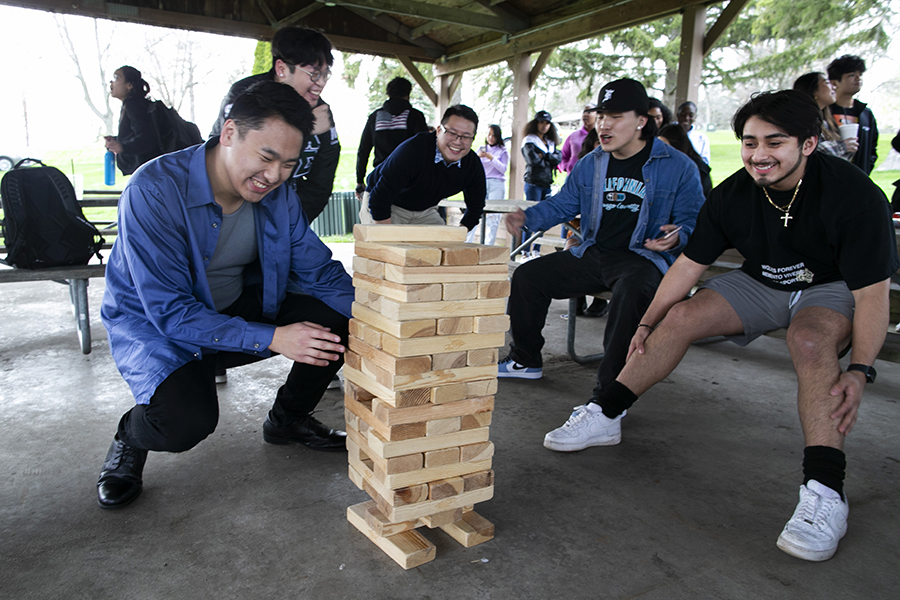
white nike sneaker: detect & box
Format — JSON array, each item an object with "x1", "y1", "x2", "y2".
[
  {"x1": 543, "y1": 403, "x2": 625, "y2": 451},
  {"x1": 776, "y1": 479, "x2": 849, "y2": 561}
]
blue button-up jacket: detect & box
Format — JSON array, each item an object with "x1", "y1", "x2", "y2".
[
  {"x1": 523, "y1": 137, "x2": 706, "y2": 274},
  {"x1": 101, "y1": 140, "x2": 354, "y2": 405}
]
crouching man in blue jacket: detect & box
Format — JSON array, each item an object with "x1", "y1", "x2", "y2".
[{"x1": 96, "y1": 81, "x2": 354, "y2": 509}]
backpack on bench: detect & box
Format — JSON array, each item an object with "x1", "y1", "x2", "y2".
[{"x1": 0, "y1": 159, "x2": 104, "y2": 269}]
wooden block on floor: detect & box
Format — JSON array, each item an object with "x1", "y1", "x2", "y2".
[
  {"x1": 350, "y1": 336, "x2": 432, "y2": 375},
  {"x1": 437, "y1": 316, "x2": 474, "y2": 336},
  {"x1": 424, "y1": 446, "x2": 460, "y2": 468},
  {"x1": 429, "y1": 476, "x2": 465, "y2": 500},
  {"x1": 432, "y1": 351, "x2": 467, "y2": 370},
  {"x1": 477, "y1": 280, "x2": 511, "y2": 299},
  {"x1": 439, "y1": 510, "x2": 494, "y2": 548},
  {"x1": 442, "y1": 282, "x2": 477, "y2": 300},
  {"x1": 430, "y1": 382, "x2": 468, "y2": 405},
  {"x1": 419, "y1": 508, "x2": 464, "y2": 529},
  {"x1": 355, "y1": 240, "x2": 442, "y2": 267},
  {"x1": 460, "y1": 441, "x2": 494, "y2": 463},
  {"x1": 371, "y1": 395, "x2": 494, "y2": 426},
  {"x1": 354, "y1": 224, "x2": 466, "y2": 243},
  {"x1": 460, "y1": 411, "x2": 493, "y2": 430},
  {"x1": 383, "y1": 263, "x2": 508, "y2": 285},
  {"x1": 378, "y1": 297, "x2": 506, "y2": 322},
  {"x1": 462, "y1": 469, "x2": 495, "y2": 492},
  {"x1": 467, "y1": 379, "x2": 498, "y2": 397},
  {"x1": 467, "y1": 348, "x2": 498, "y2": 366},
  {"x1": 354, "y1": 272, "x2": 443, "y2": 303},
  {"x1": 473, "y1": 314, "x2": 510, "y2": 334},
  {"x1": 347, "y1": 501, "x2": 436, "y2": 570},
  {"x1": 352, "y1": 304, "x2": 436, "y2": 339},
  {"x1": 380, "y1": 331, "x2": 506, "y2": 358},
  {"x1": 425, "y1": 416, "x2": 461, "y2": 436}
]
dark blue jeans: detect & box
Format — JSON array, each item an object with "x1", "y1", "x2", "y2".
[
  {"x1": 507, "y1": 247, "x2": 662, "y2": 393},
  {"x1": 116, "y1": 289, "x2": 348, "y2": 453}
]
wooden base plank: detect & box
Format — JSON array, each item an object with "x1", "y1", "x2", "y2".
[
  {"x1": 439, "y1": 510, "x2": 495, "y2": 548},
  {"x1": 347, "y1": 502, "x2": 436, "y2": 570}
]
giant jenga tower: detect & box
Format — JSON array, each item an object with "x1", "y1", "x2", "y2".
[{"x1": 343, "y1": 224, "x2": 510, "y2": 569}]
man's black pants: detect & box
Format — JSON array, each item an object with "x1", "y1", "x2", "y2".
[
  {"x1": 116, "y1": 289, "x2": 348, "y2": 453},
  {"x1": 507, "y1": 247, "x2": 662, "y2": 394}
]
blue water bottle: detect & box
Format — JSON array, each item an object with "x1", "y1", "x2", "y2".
[{"x1": 104, "y1": 150, "x2": 116, "y2": 186}]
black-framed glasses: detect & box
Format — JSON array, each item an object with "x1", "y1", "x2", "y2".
[
  {"x1": 441, "y1": 127, "x2": 476, "y2": 142},
  {"x1": 286, "y1": 63, "x2": 332, "y2": 83}
]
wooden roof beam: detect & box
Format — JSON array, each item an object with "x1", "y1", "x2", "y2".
[
  {"x1": 320, "y1": 0, "x2": 528, "y2": 34},
  {"x1": 345, "y1": 6, "x2": 446, "y2": 56},
  {"x1": 703, "y1": 0, "x2": 750, "y2": 55},
  {"x1": 396, "y1": 55, "x2": 438, "y2": 106}
]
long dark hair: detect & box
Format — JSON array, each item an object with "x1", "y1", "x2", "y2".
[
  {"x1": 524, "y1": 118, "x2": 560, "y2": 145},
  {"x1": 658, "y1": 124, "x2": 703, "y2": 164},
  {"x1": 793, "y1": 72, "x2": 841, "y2": 143},
  {"x1": 485, "y1": 124, "x2": 504, "y2": 147},
  {"x1": 118, "y1": 66, "x2": 151, "y2": 98}
]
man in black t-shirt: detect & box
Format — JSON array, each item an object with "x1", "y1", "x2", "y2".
[
  {"x1": 500, "y1": 79, "x2": 705, "y2": 411},
  {"x1": 549, "y1": 90, "x2": 898, "y2": 563}
]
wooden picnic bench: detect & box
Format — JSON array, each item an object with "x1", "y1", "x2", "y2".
[{"x1": 0, "y1": 190, "x2": 119, "y2": 354}]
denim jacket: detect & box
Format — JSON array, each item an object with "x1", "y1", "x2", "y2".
[
  {"x1": 523, "y1": 137, "x2": 706, "y2": 275},
  {"x1": 101, "y1": 140, "x2": 353, "y2": 405}
]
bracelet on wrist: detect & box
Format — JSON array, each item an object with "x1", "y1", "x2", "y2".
[{"x1": 638, "y1": 323, "x2": 654, "y2": 332}]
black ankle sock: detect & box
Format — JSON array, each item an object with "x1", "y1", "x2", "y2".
[
  {"x1": 593, "y1": 380, "x2": 637, "y2": 419},
  {"x1": 803, "y1": 446, "x2": 846, "y2": 500}
]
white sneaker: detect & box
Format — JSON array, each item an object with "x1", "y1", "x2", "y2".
[
  {"x1": 543, "y1": 404, "x2": 625, "y2": 451},
  {"x1": 776, "y1": 479, "x2": 849, "y2": 561}
]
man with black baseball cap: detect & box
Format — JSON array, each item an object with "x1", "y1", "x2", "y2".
[{"x1": 500, "y1": 78, "x2": 705, "y2": 424}]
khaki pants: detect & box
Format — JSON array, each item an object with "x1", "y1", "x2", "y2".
[{"x1": 359, "y1": 191, "x2": 445, "y2": 226}]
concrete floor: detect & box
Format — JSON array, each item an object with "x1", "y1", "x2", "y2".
[{"x1": 1, "y1": 246, "x2": 899, "y2": 599}]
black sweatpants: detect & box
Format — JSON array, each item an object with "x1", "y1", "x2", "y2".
[
  {"x1": 507, "y1": 247, "x2": 662, "y2": 394},
  {"x1": 116, "y1": 289, "x2": 348, "y2": 453}
]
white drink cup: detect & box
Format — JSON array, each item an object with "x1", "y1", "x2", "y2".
[{"x1": 838, "y1": 123, "x2": 859, "y2": 140}]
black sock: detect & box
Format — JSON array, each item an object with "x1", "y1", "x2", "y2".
[
  {"x1": 803, "y1": 446, "x2": 846, "y2": 500},
  {"x1": 592, "y1": 380, "x2": 637, "y2": 419}
]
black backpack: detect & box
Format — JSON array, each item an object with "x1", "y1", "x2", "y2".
[
  {"x1": 0, "y1": 159, "x2": 104, "y2": 269},
  {"x1": 148, "y1": 101, "x2": 204, "y2": 154}
]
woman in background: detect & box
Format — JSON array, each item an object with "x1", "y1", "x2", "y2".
[
  {"x1": 521, "y1": 110, "x2": 561, "y2": 203},
  {"x1": 467, "y1": 124, "x2": 509, "y2": 245},
  {"x1": 792, "y1": 72, "x2": 857, "y2": 161},
  {"x1": 105, "y1": 66, "x2": 163, "y2": 176},
  {"x1": 657, "y1": 124, "x2": 712, "y2": 198}
]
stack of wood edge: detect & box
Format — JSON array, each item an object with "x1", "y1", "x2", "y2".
[{"x1": 344, "y1": 224, "x2": 510, "y2": 569}]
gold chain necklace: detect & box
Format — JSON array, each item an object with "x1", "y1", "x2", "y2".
[{"x1": 763, "y1": 178, "x2": 802, "y2": 227}]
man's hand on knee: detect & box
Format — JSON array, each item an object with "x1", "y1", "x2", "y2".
[
  {"x1": 269, "y1": 321, "x2": 345, "y2": 366},
  {"x1": 829, "y1": 371, "x2": 865, "y2": 435},
  {"x1": 626, "y1": 326, "x2": 653, "y2": 361}
]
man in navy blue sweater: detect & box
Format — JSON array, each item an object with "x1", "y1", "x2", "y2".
[{"x1": 360, "y1": 104, "x2": 486, "y2": 230}]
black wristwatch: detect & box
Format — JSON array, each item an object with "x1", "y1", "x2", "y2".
[{"x1": 847, "y1": 363, "x2": 876, "y2": 384}]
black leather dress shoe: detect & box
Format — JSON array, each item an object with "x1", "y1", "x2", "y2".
[
  {"x1": 97, "y1": 439, "x2": 147, "y2": 509},
  {"x1": 263, "y1": 413, "x2": 347, "y2": 452},
  {"x1": 582, "y1": 298, "x2": 609, "y2": 318}
]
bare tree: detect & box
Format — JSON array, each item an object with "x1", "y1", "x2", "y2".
[
  {"x1": 55, "y1": 16, "x2": 115, "y2": 136},
  {"x1": 142, "y1": 30, "x2": 216, "y2": 121}
]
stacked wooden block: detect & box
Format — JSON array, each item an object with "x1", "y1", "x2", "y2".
[{"x1": 344, "y1": 224, "x2": 510, "y2": 569}]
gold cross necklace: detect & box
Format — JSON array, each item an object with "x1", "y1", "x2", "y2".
[{"x1": 763, "y1": 178, "x2": 802, "y2": 227}]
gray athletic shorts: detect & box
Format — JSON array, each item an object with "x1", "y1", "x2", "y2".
[{"x1": 698, "y1": 269, "x2": 855, "y2": 347}]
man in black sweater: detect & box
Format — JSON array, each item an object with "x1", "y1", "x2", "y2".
[
  {"x1": 355, "y1": 77, "x2": 429, "y2": 201},
  {"x1": 210, "y1": 26, "x2": 340, "y2": 222},
  {"x1": 361, "y1": 104, "x2": 485, "y2": 230}
]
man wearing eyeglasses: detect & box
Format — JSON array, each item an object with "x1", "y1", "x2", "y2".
[
  {"x1": 210, "y1": 26, "x2": 340, "y2": 223},
  {"x1": 360, "y1": 104, "x2": 486, "y2": 229}
]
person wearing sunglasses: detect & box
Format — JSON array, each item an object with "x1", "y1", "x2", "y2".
[
  {"x1": 360, "y1": 104, "x2": 485, "y2": 230},
  {"x1": 210, "y1": 26, "x2": 340, "y2": 223}
]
